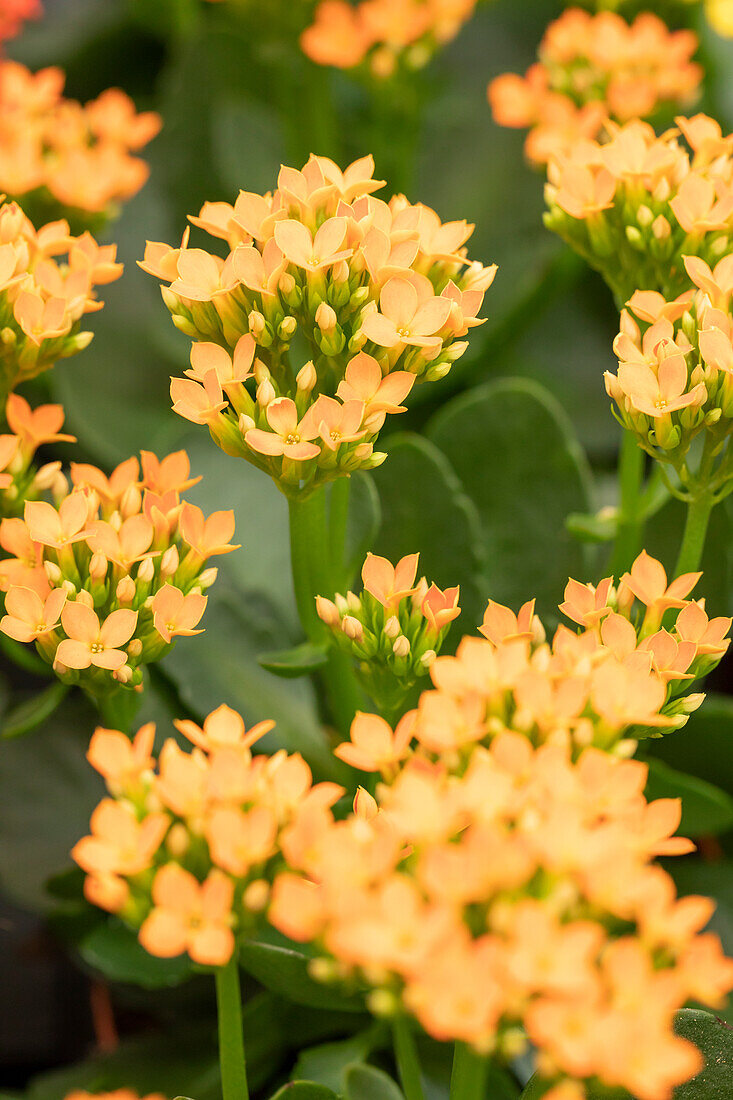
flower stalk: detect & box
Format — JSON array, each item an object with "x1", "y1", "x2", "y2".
[
  {"x1": 609, "y1": 428, "x2": 646, "y2": 576},
  {"x1": 449, "y1": 1042, "x2": 488, "y2": 1100},
  {"x1": 215, "y1": 956, "x2": 249, "y2": 1100},
  {"x1": 674, "y1": 491, "x2": 716, "y2": 577},
  {"x1": 391, "y1": 1014, "x2": 425, "y2": 1100}
]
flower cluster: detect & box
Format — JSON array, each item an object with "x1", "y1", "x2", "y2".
[
  {"x1": 271, "y1": 729, "x2": 733, "y2": 1100},
  {"x1": 0, "y1": 393, "x2": 72, "y2": 518},
  {"x1": 0, "y1": 448, "x2": 236, "y2": 700},
  {"x1": 316, "y1": 551, "x2": 460, "y2": 717},
  {"x1": 141, "y1": 153, "x2": 496, "y2": 497},
  {"x1": 605, "y1": 254, "x2": 733, "y2": 492},
  {"x1": 402, "y1": 549, "x2": 727, "y2": 760},
  {"x1": 0, "y1": 0, "x2": 41, "y2": 43},
  {"x1": 301, "y1": 0, "x2": 478, "y2": 78},
  {"x1": 73, "y1": 706, "x2": 343, "y2": 967},
  {"x1": 0, "y1": 61, "x2": 161, "y2": 229},
  {"x1": 0, "y1": 198, "x2": 122, "y2": 395},
  {"x1": 489, "y1": 8, "x2": 701, "y2": 167},
  {"x1": 543, "y1": 114, "x2": 733, "y2": 305}
]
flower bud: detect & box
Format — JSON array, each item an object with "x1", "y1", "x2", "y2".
[
  {"x1": 383, "y1": 615, "x2": 401, "y2": 638},
  {"x1": 138, "y1": 557, "x2": 155, "y2": 584},
  {"x1": 161, "y1": 546, "x2": 179, "y2": 577},
  {"x1": 248, "y1": 310, "x2": 266, "y2": 339},
  {"x1": 116, "y1": 576, "x2": 136, "y2": 604},
  {"x1": 45, "y1": 561, "x2": 63, "y2": 585},
  {"x1": 76, "y1": 589, "x2": 94, "y2": 608},
  {"x1": 278, "y1": 316, "x2": 297, "y2": 341},
  {"x1": 257, "y1": 379, "x2": 276, "y2": 407},
  {"x1": 393, "y1": 635, "x2": 410, "y2": 658},
  {"x1": 315, "y1": 302, "x2": 337, "y2": 333},
  {"x1": 243, "y1": 879, "x2": 269, "y2": 911},
  {"x1": 89, "y1": 552, "x2": 107, "y2": 581},
  {"x1": 297, "y1": 361, "x2": 317, "y2": 393},
  {"x1": 316, "y1": 595, "x2": 341, "y2": 627},
  {"x1": 342, "y1": 615, "x2": 364, "y2": 641},
  {"x1": 198, "y1": 567, "x2": 218, "y2": 589}
]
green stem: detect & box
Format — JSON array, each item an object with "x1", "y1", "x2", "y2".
[
  {"x1": 449, "y1": 1043, "x2": 487, "y2": 1100},
  {"x1": 609, "y1": 429, "x2": 645, "y2": 576},
  {"x1": 215, "y1": 957, "x2": 249, "y2": 1100},
  {"x1": 392, "y1": 1015, "x2": 425, "y2": 1100},
  {"x1": 674, "y1": 491, "x2": 716, "y2": 576},
  {"x1": 95, "y1": 686, "x2": 142, "y2": 733},
  {"x1": 328, "y1": 478, "x2": 351, "y2": 588},
  {"x1": 288, "y1": 488, "x2": 364, "y2": 733}
]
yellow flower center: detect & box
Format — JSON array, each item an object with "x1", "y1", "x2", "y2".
[
  {"x1": 330, "y1": 430, "x2": 341, "y2": 442},
  {"x1": 655, "y1": 398, "x2": 668, "y2": 409},
  {"x1": 90, "y1": 642, "x2": 105, "y2": 654},
  {"x1": 36, "y1": 621, "x2": 46, "y2": 633},
  {"x1": 166, "y1": 621, "x2": 176, "y2": 633},
  {"x1": 397, "y1": 327, "x2": 410, "y2": 337},
  {"x1": 285, "y1": 433, "x2": 300, "y2": 445}
]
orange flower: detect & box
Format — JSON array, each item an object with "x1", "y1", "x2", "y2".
[
  {"x1": 179, "y1": 503, "x2": 239, "y2": 559},
  {"x1": 175, "y1": 703, "x2": 274, "y2": 753},
  {"x1": 421, "y1": 583, "x2": 460, "y2": 634},
  {"x1": 334, "y1": 710, "x2": 415, "y2": 773},
  {"x1": 24, "y1": 492, "x2": 91, "y2": 549},
  {"x1": 245, "y1": 397, "x2": 321, "y2": 461},
  {"x1": 55, "y1": 603, "x2": 137, "y2": 671},
  {"x1": 139, "y1": 865, "x2": 235, "y2": 966},
  {"x1": 362, "y1": 275, "x2": 451, "y2": 349},
  {"x1": 361, "y1": 551, "x2": 419, "y2": 609},
  {"x1": 0, "y1": 585, "x2": 65, "y2": 642},
  {"x1": 87, "y1": 722, "x2": 156, "y2": 795},
  {"x1": 72, "y1": 799, "x2": 168, "y2": 877}
]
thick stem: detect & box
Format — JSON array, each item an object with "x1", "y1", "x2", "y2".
[
  {"x1": 95, "y1": 687, "x2": 142, "y2": 733},
  {"x1": 609, "y1": 429, "x2": 645, "y2": 577},
  {"x1": 288, "y1": 488, "x2": 364, "y2": 733},
  {"x1": 215, "y1": 958, "x2": 249, "y2": 1100},
  {"x1": 450, "y1": 1043, "x2": 487, "y2": 1100},
  {"x1": 392, "y1": 1014, "x2": 424, "y2": 1100},
  {"x1": 328, "y1": 477, "x2": 351, "y2": 588},
  {"x1": 674, "y1": 491, "x2": 715, "y2": 576}
]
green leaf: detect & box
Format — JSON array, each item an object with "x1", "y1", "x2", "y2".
[
  {"x1": 674, "y1": 1009, "x2": 733, "y2": 1098},
  {"x1": 645, "y1": 759, "x2": 733, "y2": 837},
  {"x1": 293, "y1": 1029, "x2": 383, "y2": 1095},
  {"x1": 648, "y1": 695, "x2": 733, "y2": 797},
  {"x1": 238, "y1": 940, "x2": 365, "y2": 1013},
  {"x1": 163, "y1": 587, "x2": 339, "y2": 781},
  {"x1": 427, "y1": 379, "x2": 592, "y2": 622},
  {"x1": 0, "y1": 693, "x2": 104, "y2": 911},
  {"x1": 370, "y1": 433, "x2": 487, "y2": 634},
  {"x1": 344, "y1": 1064, "x2": 405, "y2": 1100},
  {"x1": 1, "y1": 681, "x2": 70, "y2": 740},
  {"x1": 269, "y1": 1084, "x2": 340, "y2": 1100},
  {"x1": 258, "y1": 642, "x2": 330, "y2": 679},
  {"x1": 78, "y1": 918, "x2": 194, "y2": 989}
]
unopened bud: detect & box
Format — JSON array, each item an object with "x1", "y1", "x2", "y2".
[
  {"x1": 393, "y1": 635, "x2": 410, "y2": 658},
  {"x1": 76, "y1": 589, "x2": 94, "y2": 608},
  {"x1": 243, "y1": 879, "x2": 270, "y2": 911},
  {"x1": 198, "y1": 567, "x2": 218, "y2": 589},
  {"x1": 383, "y1": 615, "x2": 401, "y2": 638},
  {"x1": 315, "y1": 302, "x2": 337, "y2": 333},
  {"x1": 114, "y1": 664, "x2": 133, "y2": 684},
  {"x1": 160, "y1": 546, "x2": 179, "y2": 577},
  {"x1": 248, "y1": 310, "x2": 266, "y2": 339},
  {"x1": 652, "y1": 215, "x2": 671, "y2": 240},
  {"x1": 166, "y1": 823, "x2": 189, "y2": 858},
  {"x1": 346, "y1": 591, "x2": 361, "y2": 613},
  {"x1": 45, "y1": 561, "x2": 63, "y2": 584},
  {"x1": 342, "y1": 615, "x2": 364, "y2": 641},
  {"x1": 89, "y1": 552, "x2": 107, "y2": 581},
  {"x1": 636, "y1": 204, "x2": 653, "y2": 228},
  {"x1": 278, "y1": 316, "x2": 297, "y2": 340},
  {"x1": 62, "y1": 580, "x2": 77, "y2": 597},
  {"x1": 116, "y1": 576, "x2": 136, "y2": 604},
  {"x1": 256, "y1": 379, "x2": 276, "y2": 407},
  {"x1": 137, "y1": 557, "x2": 155, "y2": 583},
  {"x1": 316, "y1": 595, "x2": 340, "y2": 627},
  {"x1": 279, "y1": 272, "x2": 296, "y2": 297},
  {"x1": 33, "y1": 462, "x2": 63, "y2": 491},
  {"x1": 253, "y1": 358, "x2": 270, "y2": 385},
  {"x1": 420, "y1": 649, "x2": 436, "y2": 667},
  {"x1": 296, "y1": 360, "x2": 317, "y2": 392}
]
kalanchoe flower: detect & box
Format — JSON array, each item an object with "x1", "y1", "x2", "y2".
[
  {"x1": 0, "y1": 0, "x2": 41, "y2": 42},
  {"x1": 74, "y1": 705, "x2": 344, "y2": 967},
  {"x1": 0, "y1": 200, "x2": 122, "y2": 397},
  {"x1": 489, "y1": 9, "x2": 702, "y2": 168},
  {"x1": 0, "y1": 393, "x2": 73, "y2": 519},
  {"x1": 301, "y1": 0, "x2": 478, "y2": 79},
  {"x1": 0, "y1": 444, "x2": 235, "y2": 705},
  {"x1": 329, "y1": 551, "x2": 725, "y2": 759},
  {"x1": 140, "y1": 153, "x2": 496, "y2": 497},
  {"x1": 316, "y1": 551, "x2": 461, "y2": 718},
  {"x1": 543, "y1": 115, "x2": 733, "y2": 305},
  {"x1": 604, "y1": 259, "x2": 733, "y2": 495},
  {"x1": 271, "y1": 726, "x2": 733, "y2": 1099},
  {"x1": 0, "y1": 62, "x2": 160, "y2": 230}
]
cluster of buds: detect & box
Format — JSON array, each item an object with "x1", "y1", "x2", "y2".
[
  {"x1": 73, "y1": 705, "x2": 344, "y2": 967},
  {"x1": 605, "y1": 254, "x2": 733, "y2": 493},
  {"x1": 393, "y1": 549, "x2": 727, "y2": 761},
  {"x1": 0, "y1": 198, "x2": 122, "y2": 395},
  {"x1": 0, "y1": 448, "x2": 236, "y2": 701},
  {"x1": 300, "y1": 0, "x2": 478, "y2": 78},
  {"x1": 0, "y1": 0, "x2": 41, "y2": 42},
  {"x1": 141, "y1": 153, "x2": 496, "y2": 497},
  {"x1": 316, "y1": 551, "x2": 460, "y2": 718},
  {"x1": 0, "y1": 62, "x2": 160, "y2": 229},
  {"x1": 543, "y1": 114, "x2": 733, "y2": 305},
  {"x1": 489, "y1": 8, "x2": 701, "y2": 167},
  {"x1": 271, "y1": 726, "x2": 733, "y2": 1100},
  {"x1": 0, "y1": 394, "x2": 72, "y2": 518}
]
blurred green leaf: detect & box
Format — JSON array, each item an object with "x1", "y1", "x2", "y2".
[
  {"x1": 1, "y1": 682, "x2": 70, "y2": 740},
  {"x1": 648, "y1": 696, "x2": 733, "y2": 797},
  {"x1": 162, "y1": 587, "x2": 338, "y2": 780},
  {"x1": 344, "y1": 1064, "x2": 405, "y2": 1100},
  {"x1": 645, "y1": 759, "x2": 733, "y2": 838},
  {"x1": 370, "y1": 433, "x2": 487, "y2": 635},
  {"x1": 0, "y1": 694, "x2": 103, "y2": 911},
  {"x1": 78, "y1": 918, "x2": 195, "y2": 989},
  {"x1": 270, "y1": 1084, "x2": 340, "y2": 1100},
  {"x1": 258, "y1": 643, "x2": 330, "y2": 679},
  {"x1": 427, "y1": 379, "x2": 592, "y2": 621},
  {"x1": 674, "y1": 1009, "x2": 733, "y2": 1098},
  {"x1": 238, "y1": 940, "x2": 365, "y2": 1014},
  {"x1": 293, "y1": 1029, "x2": 383, "y2": 1095}
]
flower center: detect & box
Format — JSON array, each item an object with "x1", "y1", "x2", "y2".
[
  {"x1": 397, "y1": 327, "x2": 410, "y2": 337},
  {"x1": 285, "y1": 433, "x2": 300, "y2": 445},
  {"x1": 90, "y1": 642, "x2": 105, "y2": 654}
]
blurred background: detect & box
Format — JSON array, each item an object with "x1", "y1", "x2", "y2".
[{"x1": 1, "y1": 0, "x2": 733, "y2": 1094}]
